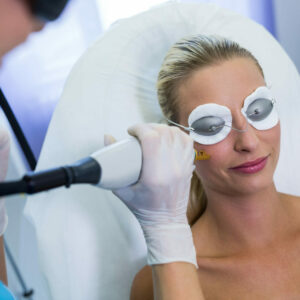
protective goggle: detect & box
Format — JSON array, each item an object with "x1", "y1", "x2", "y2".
[{"x1": 167, "y1": 86, "x2": 279, "y2": 145}]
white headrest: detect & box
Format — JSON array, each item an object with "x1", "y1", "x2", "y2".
[{"x1": 25, "y1": 2, "x2": 300, "y2": 299}]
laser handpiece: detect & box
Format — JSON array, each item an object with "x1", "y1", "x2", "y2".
[
  {"x1": 0, "y1": 138, "x2": 142, "y2": 196},
  {"x1": 0, "y1": 137, "x2": 211, "y2": 197}
]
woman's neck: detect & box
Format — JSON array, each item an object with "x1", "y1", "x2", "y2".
[{"x1": 200, "y1": 182, "x2": 289, "y2": 253}]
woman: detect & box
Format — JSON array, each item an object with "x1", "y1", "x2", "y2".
[{"x1": 112, "y1": 35, "x2": 300, "y2": 299}]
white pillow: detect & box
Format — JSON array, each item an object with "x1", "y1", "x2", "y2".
[{"x1": 25, "y1": 2, "x2": 300, "y2": 299}]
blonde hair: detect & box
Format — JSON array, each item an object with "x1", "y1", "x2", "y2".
[{"x1": 157, "y1": 35, "x2": 264, "y2": 226}]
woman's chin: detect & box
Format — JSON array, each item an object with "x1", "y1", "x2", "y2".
[{"x1": 229, "y1": 173, "x2": 274, "y2": 195}]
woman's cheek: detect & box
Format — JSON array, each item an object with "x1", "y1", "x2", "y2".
[
  {"x1": 194, "y1": 143, "x2": 220, "y2": 177},
  {"x1": 193, "y1": 140, "x2": 232, "y2": 179},
  {"x1": 268, "y1": 122, "x2": 280, "y2": 151},
  {"x1": 260, "y1": 122, "x2": 281, "y2": 170},
  {"x1": 194, "y1": 140, "x2": 231, "y2": 162}
]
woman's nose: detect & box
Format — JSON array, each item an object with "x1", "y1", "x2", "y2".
[{"x1": 232, "y1": 114, "x2": 259, "y2": 153}]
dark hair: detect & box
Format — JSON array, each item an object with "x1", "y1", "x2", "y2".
[{"x1": 25, "y1": 0, "x2": 70, "y2": 21}]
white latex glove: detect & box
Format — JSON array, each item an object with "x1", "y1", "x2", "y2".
[
  {"x1": 0, "y1": 128, "x2": 10, "y2": 236},
  {"x1": 105, "y1": 123, "x2": 197, "y2": 267}
]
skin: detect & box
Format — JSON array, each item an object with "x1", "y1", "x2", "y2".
[
  {"x1": 0, "y1": 0, "x2": 44, "y2": 59},
  {"x1": 131, "y1": 57, "x2": 300, "y2": 299},
  {"x1": 0, "y1": 0, "x2": 44, "y2": 285}
]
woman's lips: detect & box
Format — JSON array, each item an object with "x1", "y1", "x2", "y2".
[{"x1": 229, "y1": 156, "x2": 269, "y2": 174}]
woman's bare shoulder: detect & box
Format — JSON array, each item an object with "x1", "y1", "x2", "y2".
[
  {"x1": 279, "y1": 192, "x2": 300, "y2": 221},
  {"x1": 279, "y1": 192, "x2": 300, "y2": 206},
  {"x1": 130, "y1": 265, "x2": 153, "y2": 300}
]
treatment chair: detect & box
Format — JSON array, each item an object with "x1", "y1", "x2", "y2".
[{"x1": 25, "y1": 2, "x2": 300, "y2": 299}]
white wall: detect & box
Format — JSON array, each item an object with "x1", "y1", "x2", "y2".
[{"x1": 274, "y1": 0, "x2": 300, "y2": 72}]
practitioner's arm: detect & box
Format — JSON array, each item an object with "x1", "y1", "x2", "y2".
[
  {"x1": 0, "y1": 237, "x2": 7, "y2": 285},
  {"x1": 130, "y1": 263, "x2": 204, "y2": 300},
  {"x1": 109, "y1": 124, "x2": 205, "y2": 300},
  {"x1": 152, "y1": 263, "x2": 204, "y2": 300}
]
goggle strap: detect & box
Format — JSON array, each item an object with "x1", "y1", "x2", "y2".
[{"x1": 166, "y1": 119, "x2": 195, "y2": 133}]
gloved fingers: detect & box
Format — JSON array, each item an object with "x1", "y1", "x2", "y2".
[
  {"x1": 127, "y1": 123, "x2": 195, "y2": 185},
  {"x1": 128, "y1": 123, "x2": 160, "y2": 143},
  {"x1": 103, "y1": 134, "x2": 117, "y2": 146},
  {"x1": 149, "y1": 123, "x2": 191, "y2": 148},
  {"x1": 128, "y1": 122, "x2": 182, "y2": 139},
  {"x1": 168, "y1": 126, "x2": 195, "y2": 173},
  {"x1": 128, "y1": 123, "x2": 166, "y2": 159},
  {"x1": 128, "y1": 123, "x2": 192, "y2": 150},
  {"x1": 128, "y1": 123, "x2": 194, "y2": 162}
]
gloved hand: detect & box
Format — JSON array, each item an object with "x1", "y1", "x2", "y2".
[
  {"x1": 105, "y1": 123, "x2": 197, "y2": 267},
  {"x1": 0, "y1": 128, "x2": 10, "y2": 236}
]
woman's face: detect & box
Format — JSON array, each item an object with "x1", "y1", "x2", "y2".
[{"x1": 178, "y1": 57, "x2": 280, "y2": 196}]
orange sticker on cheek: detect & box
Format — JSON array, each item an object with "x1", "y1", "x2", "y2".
[{"x1": 194, "y1": 150, "x2": 211, "y2": 161}]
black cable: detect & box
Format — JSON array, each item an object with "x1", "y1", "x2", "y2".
[
  {"x1": 0, "y1": 180, "x2": 27, "y2": 196},
  {"x1": 0, "y1": 157, "x2": 101, "y2": 197},
  {"x1": 0, "y1": 89, "x2": 37, "y2": 171},
  {"x1": 0, "y1": 88, "x2": 36, "y2": 297},
  {"x1": 0, "y1": 88, "x2": 100, "y2": 300}
]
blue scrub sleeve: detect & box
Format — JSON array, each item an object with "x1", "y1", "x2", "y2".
[{"x1": 0, "y1": 281, "x2": 15, "y2": 300}]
